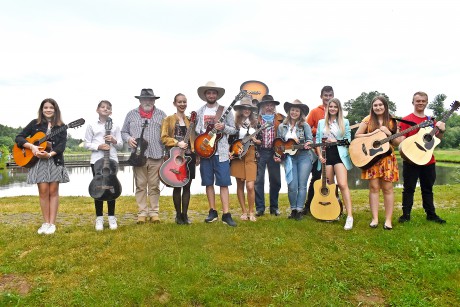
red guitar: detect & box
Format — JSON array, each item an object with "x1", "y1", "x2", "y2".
[
  {"x1": 159, "y1": 112, "x2": 197, "y2": 187},
  {"x1": 194, "y1": 90, "x2": 257, "y2": 158}
]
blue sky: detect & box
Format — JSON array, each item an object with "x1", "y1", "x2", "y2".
[{"x1": 1, "y1": 0, "x2": 459, "y2": 139}]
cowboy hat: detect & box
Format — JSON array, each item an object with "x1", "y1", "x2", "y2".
[
  {"x1": 284, "y1": 99, "x2": 309, "y2": 116},
  {"x1": 234, "y1": 96, "x2": 258, "y2": 112},
  {"x1": 135, "y1": 88, "x2": 160, "y2": 99},
  {"x1": 257, "y1": 94, "x2": 280, "y2": 109},
  {"x1": 197, "y1": 81, "x2": 225, "y2": 102}
]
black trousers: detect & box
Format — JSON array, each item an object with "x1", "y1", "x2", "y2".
[{"x1": 401, "y1": 161, "x2": 437, "y2": 217}]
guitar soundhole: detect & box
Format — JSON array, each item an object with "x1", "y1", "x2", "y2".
[
  {"x1": 175, "y1": 156, "x2": 184, "y2": 164},
  {"x1": 423, "y1": 134, "x2": 432, "y2": 143},
  {"x1": 372, "y1": 141, "x2": 381, "y2": 149},
  {"x1": 320, "y1": 187, "x2": 329, "y2": 196}
]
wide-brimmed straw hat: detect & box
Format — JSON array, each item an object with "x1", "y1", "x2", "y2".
[
  {"x1": 284, "y1": 99, "x2": 309, "y2": 116},
  {"x1": 234, "y1": 96, "x2": 258, "y2": 112},
  {"x1": 197, "y1": 81, "x2": 225, "y2": 102},
  {"x1": 257, "y1": 94, "x2": 280, "y2": 109},
  {"x1": 135, "y1": 88, "x2": 160, "y2": 99}
]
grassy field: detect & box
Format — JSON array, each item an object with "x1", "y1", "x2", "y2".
[{"x1": 0, "y1": 185, "x2": 459, "y2": 306}]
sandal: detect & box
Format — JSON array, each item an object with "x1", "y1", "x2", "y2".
[
  {"x1": 249, "y1": 214, "x2": 257, "y2": 222},
  {"x1": 240, "y1": 213, "x2": 248, "y2": 221}
]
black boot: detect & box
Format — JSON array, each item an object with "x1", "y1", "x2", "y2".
[
  {"x1": 175, "y1": 212, "x2": 184, "y2": 225},
  {"x1": 182, "y1": 213, "x2": 191, "y2": 225}
]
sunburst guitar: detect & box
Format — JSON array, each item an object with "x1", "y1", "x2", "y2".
[
  {"x1": 159, "y1": 112, "x2": 196, "y2": 187},
  {"x1": 310, "y1": 139, "x2": 342, "y2": 221},
  {"x1": 399, "y1": 100, "x2": 459, "y2": 165}
]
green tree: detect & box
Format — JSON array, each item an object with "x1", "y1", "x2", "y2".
[
  {"x1": 344, "y1": 91, "x2": 397, "y2": 126},
  {"x1": 428, "y1": 94, "x2": 447, "y2": 120}
]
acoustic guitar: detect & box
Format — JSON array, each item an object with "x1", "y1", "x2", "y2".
[
  {"x1": 88, "y1": 118, "x2": 122, "y2": 201},
  {"x1": 240, "y1": 80, "x2": 269, "y2": 102},
  {"x1": 13, "y1": 118, "x2": 85, "y2": 168},
  {"x1": 127, "y1": 120, "x2": 148, "y2": 167},
  {"x1": 194, "y1": 90, "x2": 258, "y2": 159},
  {"x1": 229, "y1": 122, "x2": 272, "y2": 159},
  {"x1": 349, "y1": 120, "x2": 433, "y2": 169},
  {"x1": 399, "y1": 100, "x2": 460, "y2": 165},
  {"x1": 310, "y1": 139, "x2": 342, "y2": 221},
  {"x1": 273, "y1": 138, "x2": 350, "y2": 159},
  {"x1": 159, "y1": 112, "x2": 197, "y2": 187}
]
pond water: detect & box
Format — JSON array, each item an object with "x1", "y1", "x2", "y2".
[{"x1": 0, "y1": 163, "x2": 458, "y2": 197}]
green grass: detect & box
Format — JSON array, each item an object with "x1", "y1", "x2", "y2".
[{"x1": 0, "y1": 186, "x2": 459, "y2": 306}]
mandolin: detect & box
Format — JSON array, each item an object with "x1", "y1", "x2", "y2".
[
  {"x1": 13, "y1": 118, "x2": 85, "y2": 168},
  {"x1": 88, "y1": 118, "x2": 122, "y2": 201},
  {"x1": 229, "y1": 122, "x2": 272, "y2": 159},
  {"x1": 399, "y1": 101, "x2": 460, "y2": 165},
  {"x1": 349, "y1": 120, "x2": 433, "y2": 169},
  {"x1": 159, "y1": 111, "x2": 197, "y2": 187},
  {"x1": 310, "y1": 139, "x2": 342, "y2": 221},
  {"x1": 273, "y1": 138, "x2": 350, "y2": 159},
  {"x1": 194, "y1": 90, "x2": 258, "y2": 159},
  {"x1": 128, "y1": 120, "x2": 148, "y2": 167}
]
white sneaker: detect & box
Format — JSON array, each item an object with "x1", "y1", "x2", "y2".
[
  {"x1": 37, "y1": 223, "x2": 50, "y2": 234},
  {"x1": 95, "y1": 216, "x2": 104, "y2": 231},
  {"x1": 108, "y1": 216, "x2": 118, "y2": 230},
  {"x1": 344, "y1": 216, "x2": 354, "y2": 230},
  {"x1": 44, "y1": 224, "x2": 56, "y2": 234}
]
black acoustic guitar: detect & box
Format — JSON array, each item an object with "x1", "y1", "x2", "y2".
[
  {"x1": 88, "y1": 118, "x2": 122, "y2": 201},
  {"x1": 128, "y1": 120, "x2": 149, "y2": 167}
]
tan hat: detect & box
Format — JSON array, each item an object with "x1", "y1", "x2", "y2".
[
  {"x1": 284, "y1": 99, "x2": 309, "y2": 116},
  {"x1": 197, "y1": 81, "x2": 225, "y2": 102},
  {"x1": 234, "y1": 96, "x2": 258, "y2": 112}
]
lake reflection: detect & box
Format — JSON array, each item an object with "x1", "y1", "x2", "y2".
[{"x1": 0, "y1": 163, "x2": 458, "y2": 197}]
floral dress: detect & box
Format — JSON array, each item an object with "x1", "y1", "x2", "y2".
[{"x1": 360, "y1": 115, "x2": 399, "y2": 183}]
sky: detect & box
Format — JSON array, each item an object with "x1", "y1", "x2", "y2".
[{"x1": 1, "y1": 0, "x2": 460, "y2": 140}]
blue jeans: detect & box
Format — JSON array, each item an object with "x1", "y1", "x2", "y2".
[
  {"x1": 255, "y1": 149, "x2": 281, "y2": 212},
  {"x1": 287, "y1": 151, "x2": 313, "y2": 211}
]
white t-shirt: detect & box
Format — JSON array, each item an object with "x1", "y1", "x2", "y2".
[{"x1": 202, "y1": 106, "x2": 218, "y2": 133}]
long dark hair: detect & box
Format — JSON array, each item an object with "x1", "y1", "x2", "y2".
[
  {"x1": 37, "y1": 98, "x2": 64, "y2": 126},
  {"x1": 368, "y1": 96, "x2": 396, "y2": 133}
]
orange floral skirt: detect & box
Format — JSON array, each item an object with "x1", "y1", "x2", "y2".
[{"x1": 361, "y1": 151, "x2": 399, "y2": 183}]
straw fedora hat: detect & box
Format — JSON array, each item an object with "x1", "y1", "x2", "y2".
[
  {"x1": 284, "y1": 99, "x2": 309, "y2": 116},
  {"x1": 135, "y1": 88, "x2": 160, "y2": 99},
  {"x1": 197, "y1": 81, "x2": 225, "y2": 102},
  {"x1": 234, "y1": 96, "x2": 258, "y2": 112}
]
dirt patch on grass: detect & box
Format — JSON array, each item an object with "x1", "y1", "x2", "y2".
[
  {"x1": 354, "y1": 288, "x2": 385, "y2": 306},
  {"x1": 0, "y1": 274, "x2": 31, "y2": 295}
]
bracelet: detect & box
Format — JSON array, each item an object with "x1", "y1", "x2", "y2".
[{"x1": 48, "y1": 153, "x2": 52, "y2": 159}]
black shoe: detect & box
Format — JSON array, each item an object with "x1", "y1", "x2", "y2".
[
  {"x1": 175, "y1": 213, "x2": 184, "y2": 225},
  {"x1": 204, "y1": 209, "x2": 218, "y2": 223},
  {"x1": 369, "y1": 222, "x2": 378, "y2": 228},
  {"x1": 288, "y1": 210, "x2": 297, "y2": 219},
  {"x1": 301, "y1": 208, "x2": 311, "y2": 216},
  {"x1": 222, "y1": 213, "x2": 237, "y2": 227},
  {"x1": 383, "y1": 224, "x2": 393, "y2": 230},
  {"x1": 398, "y1": 214, "x2": 411, "y2": 223},
  {"x1": 182, "y1": 213, "x2": 191, "y2": 225},
  {"x1": 270, "y1": 209, "x2": 280, "y2": 216},
  {"x1": 427, "y1": 215, "x2": 446, "y2": 224},
  {"x1": 255, "y1": 210, "x2": 264, "y2": 217},
  {"x1": 295, "y1": 210, "x2": 303, "y2": 221}
]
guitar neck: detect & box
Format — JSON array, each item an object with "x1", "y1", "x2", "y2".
[
  {"x1": 321, "y1": 147, "x2": 327, "y2": 188},
  {"x1": 430, "y1": 106, "x2": 456, "y2": 136},
  {"x1": 38, "y1": 125, "x2": 68, "y2": 144},
  {"x1": 242, "y1": 124, "x2": 267, "y2": 143},
  {"x1": 380, "y1": 121, "x2": 430, "y2": 144}
]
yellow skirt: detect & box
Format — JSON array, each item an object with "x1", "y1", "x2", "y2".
[{"x1": 361, "y1": 151, "x2": 399, "y2": 183}]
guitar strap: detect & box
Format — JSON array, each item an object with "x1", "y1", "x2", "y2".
[
  {"x1": 392, "y1": 117, "x2": 417, "y2": 126},
  {"x1": 215, "y1": 105, "x2": 225, "y2": 123}
]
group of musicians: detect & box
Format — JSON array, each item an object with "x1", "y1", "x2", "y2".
[{"x1": 15, "y1": 82, "x2": 448, "y2": 234}]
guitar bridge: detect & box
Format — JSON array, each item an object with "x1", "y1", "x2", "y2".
[{"x1": 319, "y1": 202, "x2": 332, "y2": 206}]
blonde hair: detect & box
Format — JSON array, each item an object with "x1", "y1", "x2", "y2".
[{"x1": 324, "y1": 98, "x2": 345, "y2": 135}]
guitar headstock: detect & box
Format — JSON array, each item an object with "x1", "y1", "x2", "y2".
[
  {"x1": 189, "y1": 111, "x2": 197, "y2": 124},
  {"x1": 105, "y1": 117, "x2": 113, "y2": 131},
  {"x1": 338, "y1": 139, "x2": 350, "y2": 147},
  {"x1": 141, "y1": 120, "x2": 149, "y2": 128},
  {"x1": 68, "y1": 118, "x2": 85, "y2": 129},
  {"x1": 235, "y1": 90, "x2": 248, "y2": 101},
  {"x1": 451, "y1": 100, "x2": 460, "y2": 111},
  {"x1": 264, "y1": 122, "x2": 273, "y2": 129}
]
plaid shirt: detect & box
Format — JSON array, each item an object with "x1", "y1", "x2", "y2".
[{"x1": 121, "y1": 107, "x2": 166, "y2": 159}]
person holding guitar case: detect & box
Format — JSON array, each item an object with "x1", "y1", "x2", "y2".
[
  {"x1": 160, "y1": 93, "x2": 198, "y2": 225},
  {"x1": 398, "y1": 92, "x2": 447, "y2": 224},
  {"x1": 315, "y1": 98, "x2": 354, "y2": 230},
  {"x1": 15, "y1": 98, "x2": 70, "y2": 235},
  {"x1": 84, "y1": 100, "x2": 123, "y2": 231},
  {"x1": 354, "y1": 96, "x2": 404, "y2": 230},
  {"x1": 121, "y1": 89, "x2": 166, "y2": 224},
  {"x1": 195, "y1": 81, "x2": 237, "y2": 227},
  {"x1": 229, "y1": 97, "x2": 259, "y2": 222},
  {"x1": 274, "y1": 99, "x2": 316, "y2": 220}
]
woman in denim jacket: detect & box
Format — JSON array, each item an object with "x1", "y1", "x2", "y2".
[{"x1": 275, "y1": 99, "x2": 316, "y2": 220}]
